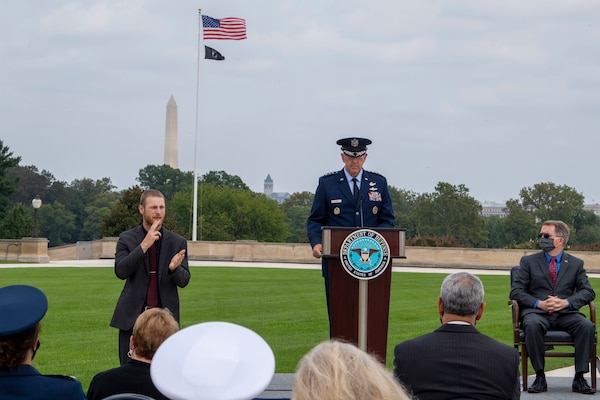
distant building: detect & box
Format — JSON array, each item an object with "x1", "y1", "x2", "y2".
[
  {"x1": 480, "y1": 201, "x2": 600, "y2": 218},
  {"x1": 584, "y1": 203, "x2": 600, "y2": 216},
  {"x1": 480, "y1": 201, "x2": 508, "y2": 218},
  {"x1": 264, "y1": 174, "x2": 290, "y2": 204}
]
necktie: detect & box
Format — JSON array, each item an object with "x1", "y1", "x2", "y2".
[
  {"x1": 146, "y1": 243, "x2": 159, "y2": 307},
  {"x1": 549, "y1": 256, "x2": 557, "y2": 286},
  {"x1": 352, "y1": 178, "x2": 359, "y2": 203}
]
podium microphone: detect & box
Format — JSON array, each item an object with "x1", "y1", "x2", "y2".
[{"x1": 359, "y1": 198, "x2": 364, "y2": 227}]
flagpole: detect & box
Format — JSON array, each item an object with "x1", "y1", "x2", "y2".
[{"x1": 192, "y1": 8, "x2": 204, "y2": 241}]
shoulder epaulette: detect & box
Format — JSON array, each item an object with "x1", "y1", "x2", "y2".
[
  {"x1": 366, "y1": 170, "x2": 384, "y2": 177},
  {"x1": 44, "y1": 374, "x2": 78, "y2": 381},
  {"x1": 321, "y1": 171, "x2": 338, "y2": 178}
]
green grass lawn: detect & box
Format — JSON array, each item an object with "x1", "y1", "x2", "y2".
[{"x1": 1, "y1": 266, "x2": 596, "y2": 392}]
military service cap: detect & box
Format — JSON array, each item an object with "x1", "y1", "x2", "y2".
[
  {"x1": 337, "y1": 137, "x2": 372, "y2": 157},
  {"x1": 0, "y1": 285, "x2": 48, "y2": 337}
]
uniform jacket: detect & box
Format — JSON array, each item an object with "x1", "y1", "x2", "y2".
[
  {"x1": 510, "y1": 251, "x2": 595, "y2": 315},
  {"x1": 393, "y1": 324, "x2": 520, "y2": 400},
  {"x1": 87, "y1": 359, "x2": 169, "y2": 400},
  {"x1": 307, "y1": 168, "x2": 395, "y2": 248},
  {"x1": 0, "y1": 364, "x2": 86, "y2": 400},
  {"x1": 110, "y1": 225, "x2": 191, "y2": 331}
]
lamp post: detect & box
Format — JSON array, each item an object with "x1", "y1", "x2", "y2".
[{"x1": 32, "y1": 196, "x2": 42, "y2": 238}]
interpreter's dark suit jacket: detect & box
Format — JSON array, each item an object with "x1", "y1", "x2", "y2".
[
  {"x1": 393, "y1": 324, "x2": 520, "y2": 400},
  {"x1": 510, "y1": 251, "x2": 595, "y2": 315},
  {"x1": 110, "y1": 225, "x2": 190, "y2": 331}
]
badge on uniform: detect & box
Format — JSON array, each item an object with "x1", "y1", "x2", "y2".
[
  {"x1": 334, "y1": 207, "x2": 341, "y2": 215},
  {"x1": 368, "y1": 191, "x2": 382, "y2": 202},
  {"x1": 372, "y1": 206, "x2": 378, "y2": 215}
]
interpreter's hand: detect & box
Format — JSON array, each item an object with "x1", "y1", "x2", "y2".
[
  {"x1": 141, "y1": 219, "x2": 162, "y2": 252},
  {"x1": 312, "y1": 244, "x2": 323, "y2": 258},
  {"x1": 169, "y1": 249, "x2": 186, "y2": 272}
]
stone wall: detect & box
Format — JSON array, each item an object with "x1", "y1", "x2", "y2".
[
  {"x1": 37, "y1": 237, "x2": 600, "y2": 273},
  {"x1": 0, "y1": 238, "x2": 49, "y2": 263}
]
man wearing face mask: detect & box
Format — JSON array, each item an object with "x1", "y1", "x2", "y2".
[{"x1": 510, "y1": 220, "x2": 596, "y2": 394}]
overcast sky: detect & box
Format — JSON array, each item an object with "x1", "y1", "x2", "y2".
[{"x1": 3, "y1": 1, "x2": 600, "y2": 204}]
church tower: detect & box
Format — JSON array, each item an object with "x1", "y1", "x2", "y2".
[{"x1": 264, "y1": 174, "x2": 273, "y2": 196}]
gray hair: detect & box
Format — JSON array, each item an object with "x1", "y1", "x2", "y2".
[
  {"x1": 543, "y1": 220, "x2": 570, "y2": 245},
  {"x1": 440, "y1": 272, "x2": 484, "y2": 316}
]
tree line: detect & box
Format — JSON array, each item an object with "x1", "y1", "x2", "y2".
[{"x1": 1, "y1": 140, "x2": 599, "y2": 249}]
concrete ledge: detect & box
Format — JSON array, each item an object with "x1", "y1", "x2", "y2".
[
  {"x1": 16, "y1": 237, "x2": 600, "y2": 273},
  {"x1": 2, "y1": 238, "x2": 50, "y2": 263}
]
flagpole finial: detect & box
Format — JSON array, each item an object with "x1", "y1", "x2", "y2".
[{"x1": 198, "y1": 8, "x2": 202, "y2": 13}]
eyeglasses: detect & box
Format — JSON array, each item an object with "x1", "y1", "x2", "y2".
[{"x1": 538, "y1": 233, "x2": 560, "y2": 239}]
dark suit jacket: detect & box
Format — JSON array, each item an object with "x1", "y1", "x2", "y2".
[
  {"x1": 87, "y1": 359, "x2": 169, "y2": 400},
  {"x1": 307, "y1": 168, "x2": 395, "y2": 249},
  {"x1": 110, "y1": 225, "x2": 191, "y2": 331},
  {"x1": 510, "y1": 251, "x2": 595, "y2": 315},
  {"x1": 393, "y1": 324, "x2": 520, "y2": 400}
]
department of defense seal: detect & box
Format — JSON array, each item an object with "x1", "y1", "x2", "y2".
[{"x1": 340, "y1": 229, "x2": 390, "y2": 280}]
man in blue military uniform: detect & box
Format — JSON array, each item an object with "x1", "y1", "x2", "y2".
[
  {"x1": 307, "y1": 137, "x2": 395, "y2": 329},
  {"x1": 0, "y1": 285, "x2": 86, "y2": 400}
]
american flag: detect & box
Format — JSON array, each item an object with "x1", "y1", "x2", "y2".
[{"x1": 202, "y1": 15, "x2": 246, "y2": 40}]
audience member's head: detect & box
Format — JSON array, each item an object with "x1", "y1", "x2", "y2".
[
  {"x1": 438, "y1": 272, "x2": 485, "y2": 324},
  {"x1": 0, "y1": 285, "x2": 48, "y2": 369},
  {"x1": 292, "y1": 340, "x2": 412, "y2": 400},
  {"x1": 129, "y1": 307, "x2": 179, "y2": 362}
]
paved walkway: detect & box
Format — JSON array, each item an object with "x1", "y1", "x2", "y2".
[{"x1": 3, "y1": 259, "x2": 597, "y2": 398}]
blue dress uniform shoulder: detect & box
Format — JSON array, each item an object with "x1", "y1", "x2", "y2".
[
  {"x1": 44, "y1": 374, "x2": 78, "y2": 381},
  {"x1": 365, "y1": 170, "x2": 385, "y2": 178},
  {"x1": 321, "y1": 171, "x2": 339, "y2": 178}
]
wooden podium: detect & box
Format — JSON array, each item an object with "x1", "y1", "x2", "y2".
[{"x1": 322, "y1": 226, "x2": 405, "y2": 363}]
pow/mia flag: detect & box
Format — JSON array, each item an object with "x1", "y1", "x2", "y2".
[{"x1": 204, "y1": 46, "x2": 225, "y2": 61}]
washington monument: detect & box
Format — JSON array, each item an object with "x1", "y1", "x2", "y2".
[{"x1": 164, "y1": 95, "x2": 178, "y2": 168}]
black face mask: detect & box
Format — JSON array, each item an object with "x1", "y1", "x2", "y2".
[{"x1": 539, "y1": 237, "x2": 556, "y2": 252}]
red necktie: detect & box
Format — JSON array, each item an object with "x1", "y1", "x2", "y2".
[
  {"x1": 549, "y1": 256, "x2": 557, "y2": 286},
  {"x1": 145, "y1": 243, "x2": 159, "y2": 307}
]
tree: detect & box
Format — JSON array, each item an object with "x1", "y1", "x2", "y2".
[
  {"x1": 8, "y1": 165, "x2": 55, "y2": 204},
  {"x1": 65, "y1": 177, "x2": 118, "y2": 241},
  {"x1": 501, "y1": 199, "x2": 538, "y2": 247},
  {"x1": 0, "y1": 140, "x2": 21, "y2": 217},
  {"x1": 0, "y1": 203, "x2": 33, "y2": 238},
  {"x1": 572, "y1": 209, "x2": 600, "y2": 247},
  {"x1": 38, "y1": 201, "x2": 77, "y2": 246},
  {"x1": 101, "y1": 186, "x2": 183, "y2": 238},
  {"x1": 280, "y1": 191, "x2": 314, "y2": 243},
  {"x1": 519, "y1": 182, "x2": 584, "y2": 227},
  {"x1": 201, "y1": 170, "x2": 249, "y2": 190},
  {"x1": 101, "y1": 187, "x2": 144, "y2": 237},
  {"x1": 389, "y1": 186, "x2": 418, "y2": 236},
  {"x1": 137, "y1": 164, "x2": 193, "y2": 200},
  {"x1": 411, "y1": 182, "x2": 488, "y2": 247},
  {"x1": 171, "y1": 184, "x2": 288, "y2": 241}
]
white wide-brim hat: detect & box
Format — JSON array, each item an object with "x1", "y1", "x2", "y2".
[{"x1": 151, "y1": 321, "x2": 275, "y2": 400}]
